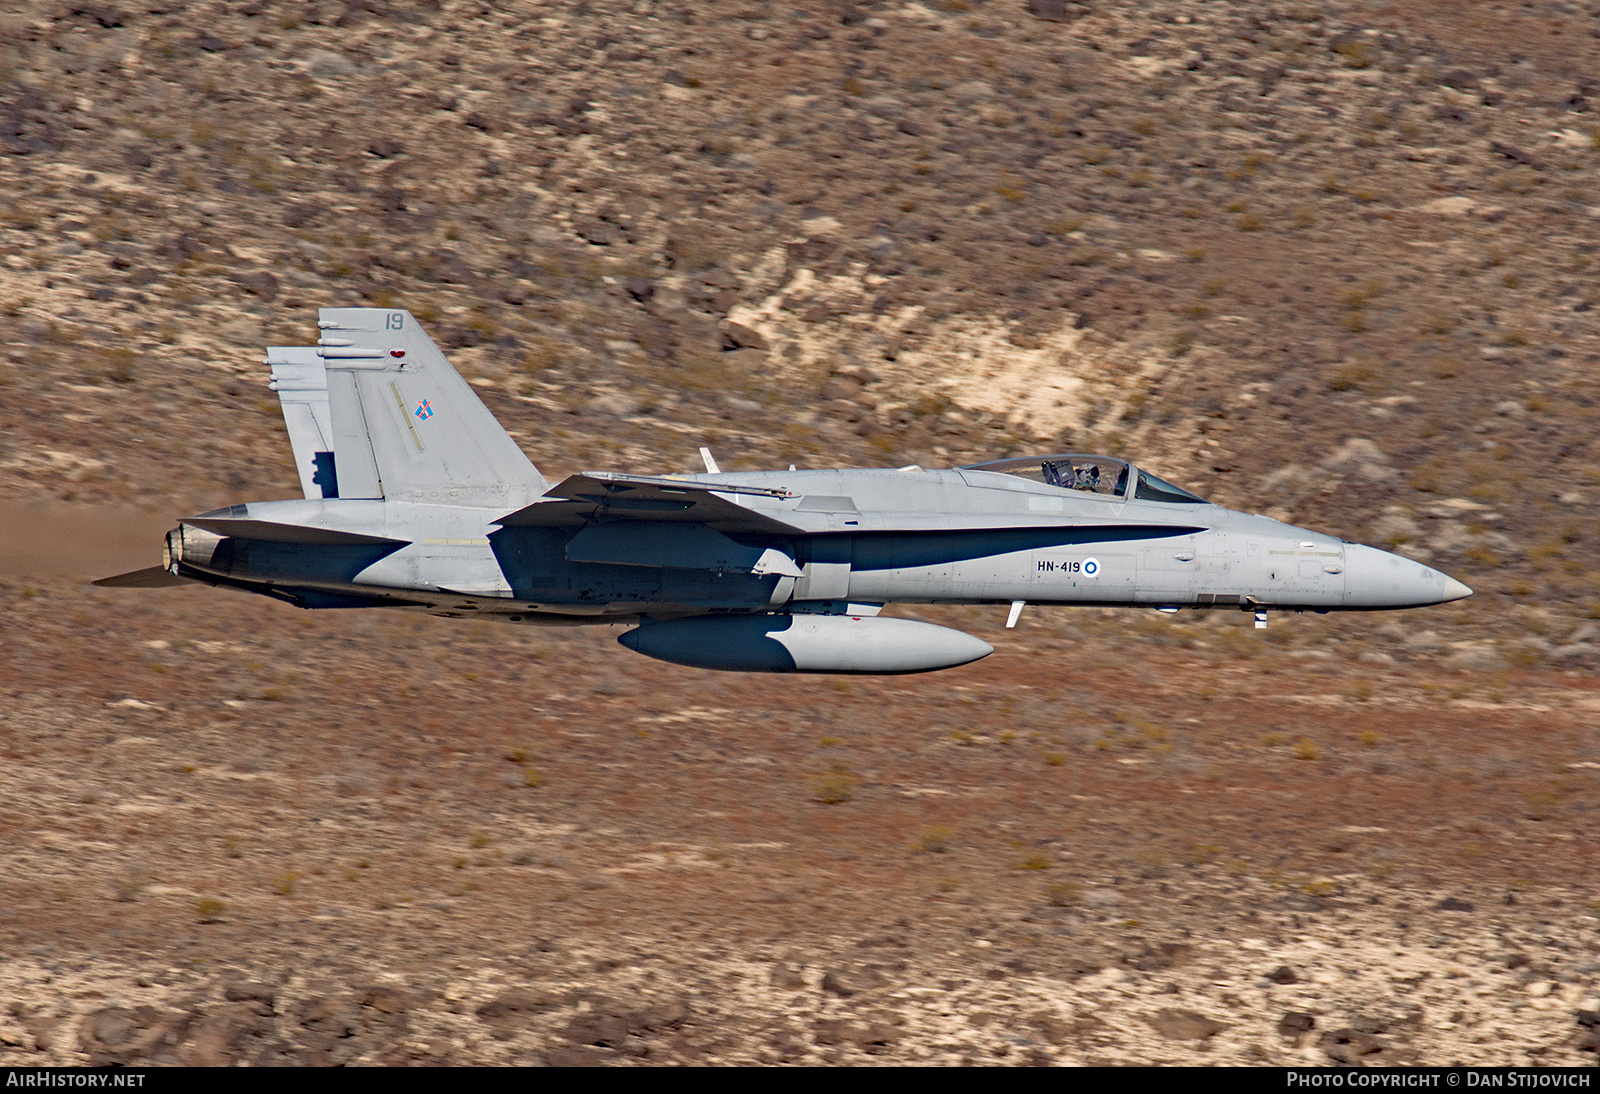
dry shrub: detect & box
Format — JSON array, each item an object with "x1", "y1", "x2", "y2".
[
  {"x1": 809, "y1": 762, "x2": 857, "y2": 805},
  {"x1": 1045, "y1": 880, "x2": 1082, "y2": 907}
]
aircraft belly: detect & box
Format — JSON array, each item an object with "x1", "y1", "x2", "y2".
[
  {"x1": 847, "y1": 563, "x2": 949, "y2": 601},
  {"x1": 423, "y1": 549, "x2": 512, "y2": 596},
  {"x1": 194, "y1": 538, "x2": 405, "y2": 587},
  {"x1": 944, "y1": 550, "x2": 1029, "y2": 601},
  {"x1": 352, "y1": 544, "x2": 512, "y2": 596},
  {"x1": 490, "y1": 525, "x2": 787, "y2": 610},
  {"x1": 656, "y1": 571, "x2": 779, "y2": 609},
  {"x1": 355, "y1": 550, "x2": 420, "y2": 588}
]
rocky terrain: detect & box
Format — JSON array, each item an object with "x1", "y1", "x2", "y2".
[{"x1": 1, "y1": 0, "x2": 1598, "y2": 1067}]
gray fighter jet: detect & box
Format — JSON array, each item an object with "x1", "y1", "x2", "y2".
[{"x1": 97, "y1": 307, "x2": 1471, "y2": 674}]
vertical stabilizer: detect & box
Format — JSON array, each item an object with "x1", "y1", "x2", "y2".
[{"x1": 310, "y1": 307, "x2": 547, "y2": 505}]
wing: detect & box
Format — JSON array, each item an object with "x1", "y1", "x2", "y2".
[
  {"x1": 93, "y1": 566, "x2": 193, "y2": 588},
  {"x1": 495, "y1": 472, "x2": 803, "y2": 537}
]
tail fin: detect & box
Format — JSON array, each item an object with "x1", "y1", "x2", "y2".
[
  {"x1": 308, "y1": 307, "x2": 547, "y2": 504},
  {"x1": 265, "y1": 346, "x2": 339, "y2": 499}
]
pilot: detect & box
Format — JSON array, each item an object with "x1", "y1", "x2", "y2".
[{"x1": 1077, "y1": 465, "x2": 1101, "y2": 492}]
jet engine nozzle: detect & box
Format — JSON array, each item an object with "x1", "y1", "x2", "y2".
[
  {"x1": 165, "y1": 524, "x2": 226, "y2": 574},
  {"x1": 619, "y1": 613, "x2": 994, "y2": 674}
]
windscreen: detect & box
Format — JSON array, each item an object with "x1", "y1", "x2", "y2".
[{"x1": 1133, "y1": 468, "x2": 1208, "y2": 504}]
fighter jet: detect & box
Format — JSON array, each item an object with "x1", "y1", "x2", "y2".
[{"x1": 97, "y1": 307, "x2": 1471, "y2": 674}]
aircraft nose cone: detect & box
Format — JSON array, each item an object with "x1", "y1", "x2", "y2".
[{"x1": 1342, "y1": 543, "x2": 1472, "y2": 609}]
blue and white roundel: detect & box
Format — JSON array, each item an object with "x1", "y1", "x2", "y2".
[{"x1": 1082, "y1": 557, "x2": 1100, "y2": 577}]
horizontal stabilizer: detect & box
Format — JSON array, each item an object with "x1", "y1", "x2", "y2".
[
  {"x1": 182, "y1": 518, "x2": 409, "y2": 547},
  {"x1": 499, "y1": 473, "x2": 802, "y2": 535},
  {"x1": 93, "y1": 566, "x2": 191, "y2": 588}
]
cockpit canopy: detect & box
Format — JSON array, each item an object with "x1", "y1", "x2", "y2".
[{"x1": 962, "y1": 453, "x2": 1208, "y2": 504}]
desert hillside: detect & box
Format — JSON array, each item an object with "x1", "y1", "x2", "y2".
[{"x1": 0, "y1": 0, "x2": 1597, "y2": 1067}]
